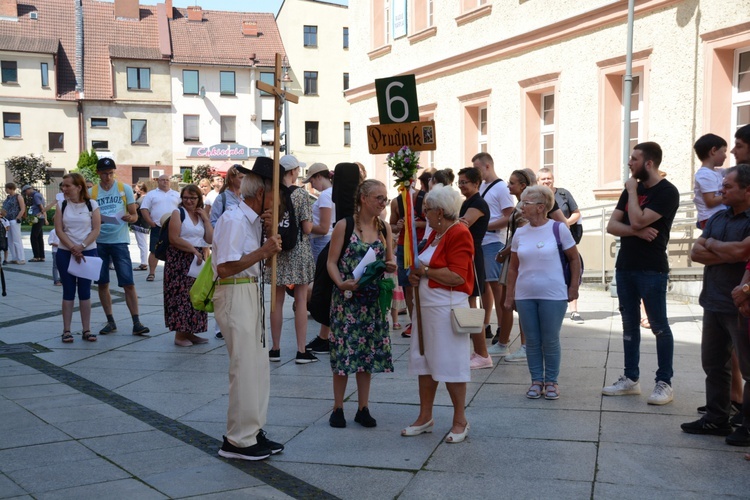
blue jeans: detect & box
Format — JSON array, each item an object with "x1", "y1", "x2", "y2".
[
  {"x1": 96, "y1": 243, "x2": 134, "y2": 286},
  {"x1": 57, "y1": 248, "x2": 99, "y2": 301},
  {"x1": 615, "y1": 270, "x2": 673, "y2": 385},
  {"x1": 516, "y1": 299, "x2": 567, "y2": 384}
]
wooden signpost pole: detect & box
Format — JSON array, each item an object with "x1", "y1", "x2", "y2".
[{"x1": 256, "y1": 53, "x2": 299, "y2": 313}]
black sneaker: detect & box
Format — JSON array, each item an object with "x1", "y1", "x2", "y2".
[
  {"x1": 730, "y1": 412, "x2": 744, "y2": 427},
  {"x1": 295, "y1": 351, "x2": 319, "y2": 364},
  {"x1": 99, "y1": 322, "x2": 117, "y2": 335},
  {"x1": 218, "y1": 435, "x2": 271, "y2": 461},
  {"x1": 491, "y1": 327, "x2": 501, "y2": 345},
  {"x1": 401, "y1": 324, "x2": 412, "y2": 338},
  {"x1": 132, "y1": 322, "x2": 150, "y2": 336},
  {"x1": 354, "y1": 406, "x2": 377, "y2": 428},
  {"x1": 726, "y1": 425, "x2": 750, "y2": 446},
  {"x1": 305, "y1": 336, "x2": 331, "y2": 354},
  {"x1": 696, "y1": 405, "x2": 707, "y2": 414},
  {"x1": 329, "y1": 407, "x2": 346, "y2": 428},
  {"x1": 256, "y1": 429, "x2": 284, "y2": 454},
  {"x1": 269, "y1": 349, "x2": 281, "y2": 362},
  {"x1": 680, "y1": 417, "x2": 733, "y2": 436},
  {"x1": 215, "y1": 332, "x2": 224, "y2": 340},
  {"x1": 484, "y1": 325, "x2": 493, "y2": 339}
]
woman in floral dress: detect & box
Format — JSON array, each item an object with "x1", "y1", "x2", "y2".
[
  {"x1": 165, "y1": 184, "x2": 213, "y2": 346},
  {"x1": 327, "y1": 179, "x2": 397, "y2": 428}
]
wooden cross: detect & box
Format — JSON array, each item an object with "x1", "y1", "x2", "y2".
[{"x1": 256, "y1": 53, "x2": 299, "y2": 312}]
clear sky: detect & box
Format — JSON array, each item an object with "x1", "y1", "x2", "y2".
[{"x1": 171, "y1": 0, "x2": 347, "y2": 15}]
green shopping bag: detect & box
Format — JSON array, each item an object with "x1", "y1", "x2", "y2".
[{"x1": 190, "y1": 254, "x2": 217, "y2": 313}]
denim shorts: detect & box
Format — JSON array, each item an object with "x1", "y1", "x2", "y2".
[
  {"x1": 96, "y1": 242, "x2": 134, "y2": 287},
  {"x1": 149, "y1": 226, "x2": 161, "y2": 252},
  {"x1": 482, "y1": 241, "x2": 505, "y2": 282}
]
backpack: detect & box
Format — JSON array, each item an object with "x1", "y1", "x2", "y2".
[
  {"x1": 552, "y1": 222, "x2": 584, "y2": 287},
  {"x1": 61, "y1": 199, "x2": 93, "y2": 216},
  {"x1": 153, "y1": 207, "x2": 185, "y2": 261},
  {"x1": 91, "y1": 181, "x2": 127, "y2": 212},
  {"x1": 309, "y1": 217, "x2": 388, "y2": 326},
  {"x1": 277, "y1": 185, "x2": 300, "y2": 251}
]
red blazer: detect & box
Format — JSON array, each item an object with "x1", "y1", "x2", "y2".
[{"x1": 423, "y1": 222, "x2": 474, "y2": 295}]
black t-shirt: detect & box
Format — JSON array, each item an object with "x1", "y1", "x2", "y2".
[
  {"x1": 615, "y1": 179, "x2": 680, "y2": 273},
  {"x1": 460, "y1": 192, "x2": 489, "y2": 249}
]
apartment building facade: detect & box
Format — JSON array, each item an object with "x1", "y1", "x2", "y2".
[
  {"x1": 276, "y1": 0, "x2": 351, "y2": 170},
  {"x1": 346, "y1": 0, "x2": 750, "y2": 206}
]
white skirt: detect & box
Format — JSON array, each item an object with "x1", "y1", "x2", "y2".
[{"x1": 408, "y1": 284, "x2": 471, "y2": 383}]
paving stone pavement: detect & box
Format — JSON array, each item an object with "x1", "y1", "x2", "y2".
[{"x1": 0, "y1": 232, "x2": 748, "y2": 499}]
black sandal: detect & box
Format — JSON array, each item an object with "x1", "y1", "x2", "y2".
[
  {"x1": 82, "y1": 330, "x2": 97, "y2": 342},
  {"x1": 62, "y1": 331, "x2": 73, "y2": 343}
]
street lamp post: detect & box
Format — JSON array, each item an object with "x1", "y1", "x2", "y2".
[{"x1": 282, "y1": 56, "x2": 293, "y2": 154}]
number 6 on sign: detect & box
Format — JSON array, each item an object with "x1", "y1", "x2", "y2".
[{"x1": 375, "y1": 75, "x2": 419, "y2": 125}]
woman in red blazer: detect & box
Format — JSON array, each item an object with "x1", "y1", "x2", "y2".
[{"x1": 403, "y1": 183, "x2": 475, "y2": 443}]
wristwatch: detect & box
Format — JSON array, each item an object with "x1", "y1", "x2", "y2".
[
  {"x1": 424, "y1": 266, "x2": 430, "y2": 278},
  {"x1": 742, "y1": 283, "x2": 750, "y2": 295}
]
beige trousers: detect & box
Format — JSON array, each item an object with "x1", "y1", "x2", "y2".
[{"x1": 214, "y1": 282, "x2": 269, "y2": 448}]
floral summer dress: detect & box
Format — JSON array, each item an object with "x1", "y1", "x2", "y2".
[
  {"x1": 264, "y1": 187, "x2": 315, "y2": 285},
  {"x1": 329, "y1": 231, "x2": 393, "y2": 376}
]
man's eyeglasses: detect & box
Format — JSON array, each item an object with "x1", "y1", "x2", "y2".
[
  {"x1": 457, "y1": 180, "x2": 473, "y2": 186},
  {"x1": 520, "y1": 201, "x2": 543, "y2": 206}
]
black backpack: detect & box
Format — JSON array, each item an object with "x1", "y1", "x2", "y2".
[
  {"x1": 309, "y1": 217, "x2": 355, "y2": 327},
  {"x1": 153, "y1": 207, "x2": 185, "y2": 261},
  {"x1": 277, "y1": 185, "x2": 300, "y2": 251}
]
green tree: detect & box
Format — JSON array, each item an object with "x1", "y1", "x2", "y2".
[
  {"x1": 74, "y1": 149, "x2": 99, "y2": 182},
  {"x1": 182, "y1": 169, "x2": 193, "y2": 183},
  {"x1": 193, "y1": 165, "x2": 215, "y2": 181},
  {"x1": 5, "y1": 154, "x2": 52, "y2": 187}
]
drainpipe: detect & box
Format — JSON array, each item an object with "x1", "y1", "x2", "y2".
[
  {"x1": 610, "y1": 0, "x2": 636, "y2": 298},
  {"x1": 75, "y1": 0, "x2": 85, "y2": 156}
]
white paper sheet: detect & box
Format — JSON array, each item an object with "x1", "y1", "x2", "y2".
[
  {"x1": 352, "y1": 247, "x2": 377, "y2": 281},
  {"x1": 67, "y1": 255, "x2": 103, "y2": 281},
  {"x1": 187, "y1": 255, "x2": 205, "y2": 278},
  {"x1": 101, "y1": 210, "x2": 126, "y2": 225}
]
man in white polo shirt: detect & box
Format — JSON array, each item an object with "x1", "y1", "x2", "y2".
[{"x1": 140, "y1": 174, "x2": 180, "y2": 281}]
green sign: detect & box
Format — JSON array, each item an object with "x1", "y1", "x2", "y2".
[{"x1": 375, "y1": 75, "x2": 419, "y2": 125}]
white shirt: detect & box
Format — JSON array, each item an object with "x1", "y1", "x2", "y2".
[
  {"x1": 693, "y1": 166, "x2": 725, "y2": 223},
  {"x1": 311, "y1": 187, "x2": 334, "y2": 238},
  {"x1": 511, "y1": 220, "x2": 574, "y2": 301},
  {"x1": 205, "y1": 189, "x2": 219, "y2": 207},
  {"x1": 141, "y1": 188, "x2": 180, "y2": 227},
  {"x1": 58, "y1": 199, "x2": 100, "y2": 251},
  {"x1": 178, "y1": 210, "x2": 209, "y2": 248},
  {"x1": 479, "y1": 179, "x2": 514, "y2": 246},
  {"x1": 212, "y1": 202, "x2": 263, "y2": 280}
]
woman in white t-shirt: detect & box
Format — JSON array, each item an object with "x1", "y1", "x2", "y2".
[
  {"x1": 503, "y1": 185, "x2": 580, "y2": 401},
  {"x1": 54, "y1": 173, "x2": 101, "y2": 343},
  {"x1": 304, "y1": 163, "x2": 334, "y2": 261}
]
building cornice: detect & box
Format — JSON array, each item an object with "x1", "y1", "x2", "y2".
[{"x1": 347, "y1": 0, "x2": 681, "y2": 104}]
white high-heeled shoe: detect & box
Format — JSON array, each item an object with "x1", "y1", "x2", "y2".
[
  {"x1": 401, "y1": 419, "x2": 434, "y2": 437},
  {"x1": 445, "y1": 422, "x2": 470, "y2": 443}
]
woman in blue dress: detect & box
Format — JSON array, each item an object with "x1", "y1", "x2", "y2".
[{"x1": 327, "y1": 179, "x2": 397, "y2": 428}]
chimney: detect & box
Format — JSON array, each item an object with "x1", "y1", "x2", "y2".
[
  {"x1": 0, "y1": 0, "x2": 18, "y2": 20},
  {"x1": 187, "y1": 5, "x2": 202, "y2": 22},
  {"x1": 242, "y1": 21, "x2": 258, "y2": 37},
  {"x1": 165, "y1": 0, "x2": 173, "y2": 19},
  {"x1": 114, "y1": 0, "x2": 139, "y2": 21}
]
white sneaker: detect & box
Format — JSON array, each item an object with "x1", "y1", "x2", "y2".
[
  {"x1": 470, "y1": 353, "x2": 493, "y2": 370},
  {"x1": 570, "y1": 312, "x2": 584, "y2": 324},
  {"x1": 488, "y1": 343, "x2": 509, "y2": 357},
  {"x1": 602, "y1": 375, "x2": 641, "y2": 396},
  {"x1": 504, "y1": 345, "x2": 527, "y2": 363},
  {"x1": 647, "y1": 381, "x2": 673, "y2": 405}
]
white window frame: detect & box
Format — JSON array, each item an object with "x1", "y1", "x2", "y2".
[
  {"x1": 478, "y1": 106, "x2": 488, "y2": 153},
  {"x1": 385, "y1": 0, "x2": 391, "y2": 44},
  {"x1": 732, "y1": 46, "x2": 750, "y2": 144},
  {"x1": 540, "y1": 92, "x2": 555, "y2": 170},
  {"x1": 623, "y1": 72, "x2": 643, "y2": 155}
]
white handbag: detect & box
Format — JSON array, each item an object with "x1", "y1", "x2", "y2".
[{"x1": 449, "y1": 262, "x2": 485, "y2": 335}]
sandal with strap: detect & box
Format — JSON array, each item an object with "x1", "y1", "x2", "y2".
[
  {"x1": 146, "y1": 274, "x2": 155, "y2": 282},
  {"x1": 82, "y1": 330, "x2": 97, "y2": 342},
  {"x1": 544, "y1": 382, "x2": 560, "y2": 400},
  {"x1": 62, "y1": 331, "x2": 73, "y2": 343},
  {"x1": 526, "y1": 381, "x2": 543, "y2": 399}
]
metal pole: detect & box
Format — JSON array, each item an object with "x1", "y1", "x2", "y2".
[{"x1": 611, "y1": 0, "x2": 636, "y2": 298}]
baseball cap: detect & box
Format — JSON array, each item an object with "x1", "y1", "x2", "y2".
[
  {"x1": 96, "y1": 158, "x2": 116, "y2": 171},
  {"x1": 302, "y1": 163, "x2": 329, "y2": 183},
  {"x1": 21, "y1": 184, "x2": 32, "y2": 192},
  {"x1": 279, "y1": 154, "x2": 306, "y2": 171}
]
